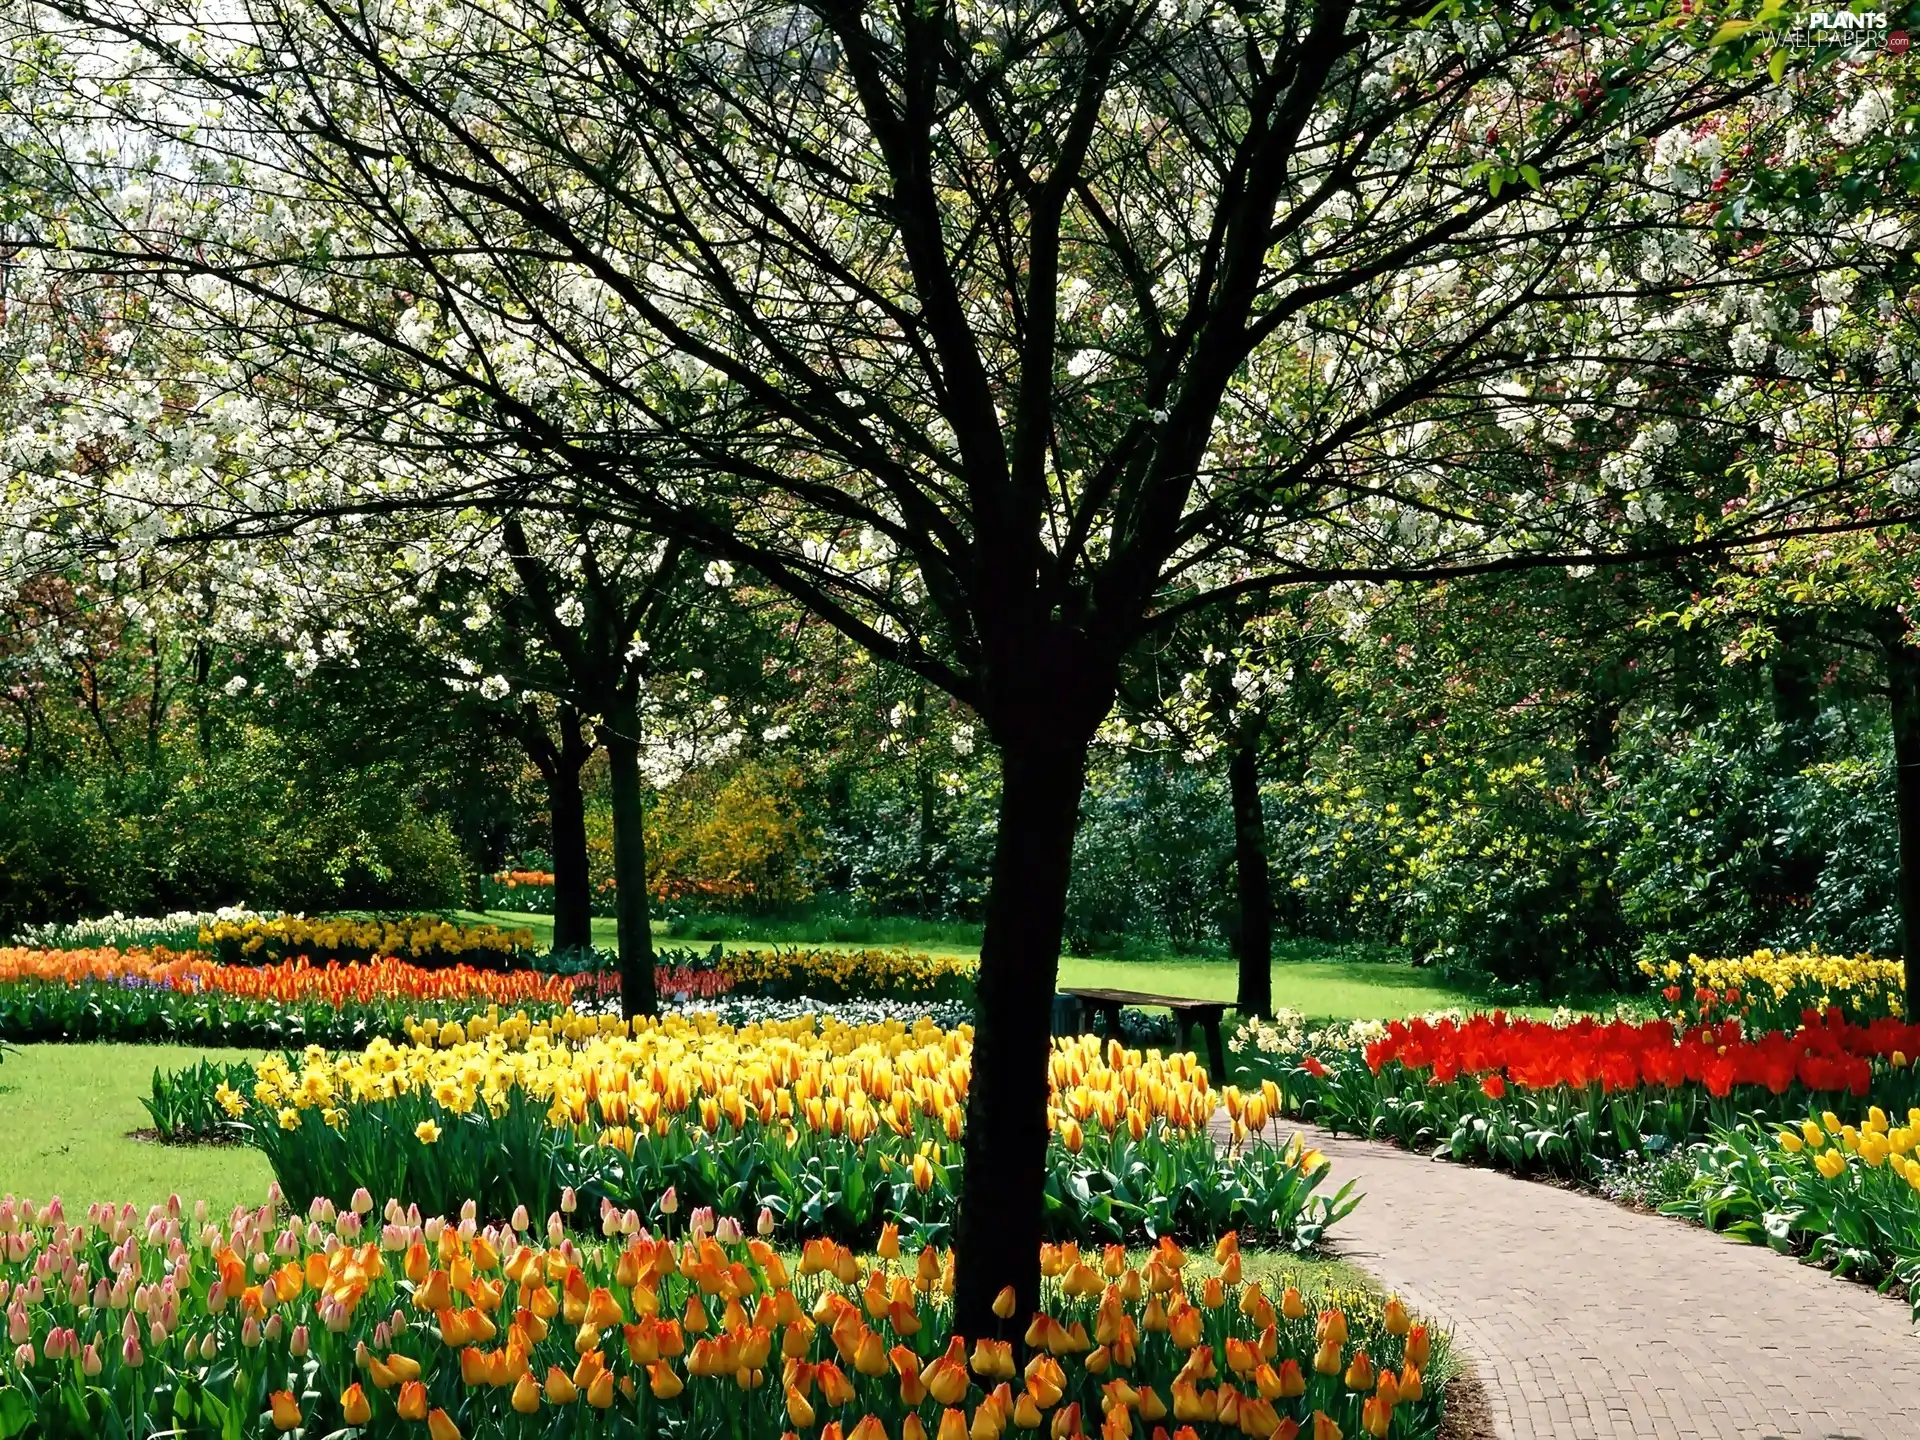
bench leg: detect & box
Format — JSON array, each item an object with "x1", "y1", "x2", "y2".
[{"x1": 1202, "y1": 1020, "x2": 1227, "y2": 1081}]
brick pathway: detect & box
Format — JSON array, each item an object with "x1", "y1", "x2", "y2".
[{"x1": 1267, "y1": 1123, "x2": 1917, "y2": 1440}]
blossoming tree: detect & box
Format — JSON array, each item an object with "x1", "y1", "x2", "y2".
[{"x1": 4, "y1": 0, "x2": 1913, "y2": 1331}]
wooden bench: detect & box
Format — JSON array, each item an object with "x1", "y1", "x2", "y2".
[{"x1": 1059, "y1": 987, "x2": 1231, "y2": 1078}]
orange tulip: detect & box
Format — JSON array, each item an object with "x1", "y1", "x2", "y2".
[
  {"x1": 397, "y1": 1381, "x2": 429, "y2": 1422},
  {"x1": 427, "y1": 1409, "x2": 463, "y2": 1440},
  {"x1": 1344, "y1": 1351, "x2": 1374, "y2": 1392},
  {"x1": 586, "y1": 1369, "x2": 615, "y2": 1409},
  {"x1": 340, "y1": 1383, "x2": 372, "y2": 1426},
  {"x1": 268, "y1": 1392, "x2": 301, "y2": 1432},
  {"x1": 511, "y1": 1373, "x2": 541, "y2": 1414},
  {"x1": 1404, "y1": 1325, "x2": 1430, "y2": 1371}
]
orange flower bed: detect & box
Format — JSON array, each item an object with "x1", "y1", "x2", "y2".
[
  {"x1": 0, "y1": 945, "x2": 196, "y2": 983},
  {"x1": 0, "y1": 946, "x2": 574, "y2": 1007}
]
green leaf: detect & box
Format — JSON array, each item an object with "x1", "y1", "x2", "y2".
[
  {"x1": 1710, "y1": 19, "x2": 1755, "y2": 44},
  {"x1": 1768, "y1": 48, "x2": 1787, "y2": 83},
  {"x1": 0, "y1": 1390, "x2": 32, "y2": 1440}
]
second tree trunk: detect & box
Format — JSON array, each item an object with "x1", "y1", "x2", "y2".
[
  {"x1": 547, "y1": 710, "x2": 596, "y2": 954},
  {"x1": 602, "y1": 695, "x2": 658, "y2": 1019},
  {"x1": 1229, "y1": 728, "x2": 1273, "y2": 1021}
]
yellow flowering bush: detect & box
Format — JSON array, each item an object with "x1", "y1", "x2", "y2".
[
  {"x1": 201, "y1": 915, "x2": 537, "y2": 970},
  {"x1": 0, "y1": 1198, "x2": 1446, "y2": 1440},
  {"x1": 1640, "y1": 947, "x2": 1904, "y2": 1031},
  {"x1": 218, "y1": 1016, "x2": 1355, "y2": 1251}
]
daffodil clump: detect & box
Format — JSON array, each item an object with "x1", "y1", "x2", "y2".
[
  {"x1": 1640, "y1": 948, "x2": 1904, "y2": 1031},
  {"x1": 200, "y1": 916, "x2": 537, "y2": 970},
  {"x1": 0, "y1": 1190, "x2": 1445, "y2": 1440},
  {"x1": 212, "y1": 1016, "x2": 1354, "y2": 1251}
]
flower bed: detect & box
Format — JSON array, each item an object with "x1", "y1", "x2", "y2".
[
  {"x1": 200, "y1": 915, "x2": 537, "y2": 970},
  {"x1": 10, "y1": 907, "x2": 271, "y2": 953},
  {"x1": 1639, "y1": 948, "x2": 1904, "y2": 1032},
  {"x1": 213, "y1": 1017, "x2": 1354, "y2": 1250},
  {"x1": 673, "y1": 946, "x2": 978, "y2": 1004},
  {"x1": 1235, "y1": 1009, "x2": 1920, "y2": 1180},
  {"x1": 0, "y1": 948, "x2": 575, "y2": 1048},
  {"x1": 0, "y1": 1195, "x2": 1444, "y2": 1440},
  {"x1": 1661, "y1": 1106, "x2": 1920, "y2": 1315}
]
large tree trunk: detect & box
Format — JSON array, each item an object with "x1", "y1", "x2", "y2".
[
  {"x1": 950, "y1": 734, "x2": 1090, "y2": 1342},
  {"x1": 547, "y1": 709, "x2": 595, "y2": 955},
  {"x1": 1229, "y1": 727, "x2": 1273, "y2": 1020},
  {"x1": 602, "y1": 693, "x2": 657, "y2": 1019},
  {"x1": 1888, "y1": 632, "x2": 1920, "y2": 1020}
]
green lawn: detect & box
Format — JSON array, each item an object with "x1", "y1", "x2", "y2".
[
  {"x1": 473, "y1": 908, "x2": 1499, "y2": 1020},
  {"x1": 0, "y1": 1044, "x2": 274, "y2": 1215}
]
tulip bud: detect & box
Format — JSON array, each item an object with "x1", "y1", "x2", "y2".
[
  {"x1": 561, "y1": 1188, "x2": 578, "y2": 1214},
  {"x1": 660, "y1": 1188, "x2": 679, "y2": 1216},
  {"x1": 82, "y1": 1343, "x2": 103, "y2": 1377},
  {"x1": 241, "y1": 1317, "x2": 262, "y2": 1349},
  {"x1": 290, "y1": 1325, "x2": 310, "y2": 1358},
  {"x1": 511, "y1": 1206, "x2": 530, "y2": 1233},
  {"x1": 200, "y1": 1330, "x2": 219, "y2": 1361},
  {"x1": 122, "y1": 1334, "x2": 144, "y2": 1368}
]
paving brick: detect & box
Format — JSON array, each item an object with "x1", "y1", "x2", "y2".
[{"x1": 1228, "y1": 1121, "x2": 1918, "y2": 1439}]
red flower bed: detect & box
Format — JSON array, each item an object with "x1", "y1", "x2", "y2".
[{"x1": 1361, "y1": 1009, "x2": 1918, "y2": 1099}]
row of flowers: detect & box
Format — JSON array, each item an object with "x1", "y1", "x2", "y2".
[
  {"x1": 200, "y1": 916, "x2": 539, "y2": 971},
  {"x1": 1638, "y1": 948, "x2": 1905, "y2": 1032},
  {"x1": 538, "y1": 945, "x2": 979, "y2": 1007},
  {"x1": 0, "y1": 1191, "x2": 1446, "y2": 1439},
  {"x1": 9, "y1": 907, "x2": 270, "y2": 954},
  {"x1": 1232, "y1": 1006, "x2": 1920, "y2": 1180},
  {"x1": 690, "y1": 948, "x2": 978, "y2": 1004},
  {"x1": 200, "y1": 1015, "x2": 1353, "y2": 1250},
  {"x1": 0, "y1": 949, "x2": 578, "y2": 1049},
  {"x1": 1657, "y1": 1105, "x2": 1920, "y2": 1321}
]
